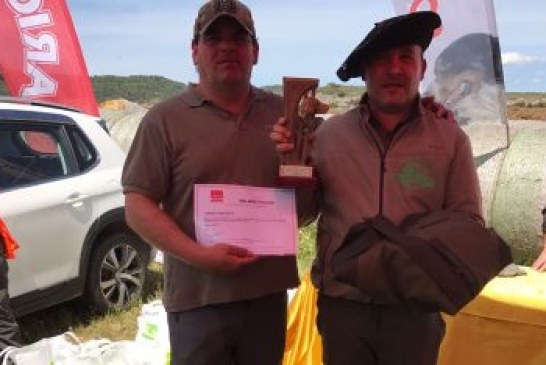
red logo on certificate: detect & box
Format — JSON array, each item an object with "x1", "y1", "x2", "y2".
[{"x1": 210, "y1": 189, "x2": 224, "y2": 202}]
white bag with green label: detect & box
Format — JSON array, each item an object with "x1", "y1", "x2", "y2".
[
  {"x1": 0, "y1": 332, "x2": 115, "y2": 365},
  {"x1": 133, "y1": 299, "x2": 171, "y2": 365}
]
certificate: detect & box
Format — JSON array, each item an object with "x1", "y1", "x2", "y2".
[{"x1": 194, "y1": 184, "x2": 298, "y2": 255}]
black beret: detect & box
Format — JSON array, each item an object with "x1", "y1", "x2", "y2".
[{"x1": 337, "y1": 11, "x2": 442, "y2": 82}]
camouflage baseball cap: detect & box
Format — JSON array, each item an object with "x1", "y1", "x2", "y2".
[{"x1": 194, "y1": 0, "x2": 256, "y2": 39}]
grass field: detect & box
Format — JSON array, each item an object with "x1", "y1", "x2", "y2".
[{"x1": 17, "y1": 262, "x2": 164, "y2": 343}]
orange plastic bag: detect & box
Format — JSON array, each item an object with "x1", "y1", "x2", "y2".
[{"x1": 0, "y1": 218, "x2": 20, "y2": 259}]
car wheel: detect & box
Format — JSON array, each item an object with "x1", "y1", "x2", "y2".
[{"x1": 85, "y1": 233, "x2": 149, "y2": 313}]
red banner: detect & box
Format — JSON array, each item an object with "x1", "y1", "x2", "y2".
[{"x1": 0, "y1": 0, "x2": 99, "y2": 116}]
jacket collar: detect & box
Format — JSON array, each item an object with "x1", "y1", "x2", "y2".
[{"x1": 359, "y1": 93, "x2": 423, "y2": 125}]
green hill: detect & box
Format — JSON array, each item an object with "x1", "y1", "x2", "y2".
[
  {"x1": 1, "y1": 75, "x2": 544, "y2": 112},
  {"x1": 92, "y1": 75, "x2": 185, "y2": 105},
  {"x1": 0, "y1": 79, "x2": 7, "y2": 95},
  {"x1": 0, "y1": 75, "x2": 185, "y2": 105}
]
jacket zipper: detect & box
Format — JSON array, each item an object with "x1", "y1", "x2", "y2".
[
  {"x1": 365, "y1": 121, "x2": 408, "y2": 217},
  {"x1": 365, "y1": 123, "x2": 389, "y2": 216}
]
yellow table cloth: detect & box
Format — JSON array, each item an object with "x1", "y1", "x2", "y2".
[
  {"x1": 283, "y1": 269, "x2": 546, "y2": 365},
  {"x1": 438, "y1": 267, "x2": 546, "y2": 365}
]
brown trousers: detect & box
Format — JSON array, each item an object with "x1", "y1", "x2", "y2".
[
  {"x1": 167, "y1": 292, "x2": 287, "y2": 365},
  {"x1": 317, "y1": 294, "x2": 445, "y2": 365}
]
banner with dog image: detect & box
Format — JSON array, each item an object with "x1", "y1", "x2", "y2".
[
  {"x1": 391, "y1": 0, "x2": 510, "y2": 226},
  {"x1": 391, "y1": 0, "x2": 508, "y2": 126}
]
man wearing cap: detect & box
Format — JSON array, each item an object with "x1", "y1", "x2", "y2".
[
  {"x1": 273, "y1": 11, "x2": 482, "y2": 365},
  {"x1": 122, "y1": 1, "x2": 308, "y2": 364}
]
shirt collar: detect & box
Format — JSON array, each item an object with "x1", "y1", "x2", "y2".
[{"x1": 180, "y1": 83, "x2": 267, "y2": 108}]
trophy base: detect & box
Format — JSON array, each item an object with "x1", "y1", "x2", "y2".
[{"x1": 275, "y1": 165, "x2": 316, "y2": 187}]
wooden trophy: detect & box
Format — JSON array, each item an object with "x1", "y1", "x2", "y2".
[{"x1": 277, "y1": 77, "x2": 329, "y2": 186}]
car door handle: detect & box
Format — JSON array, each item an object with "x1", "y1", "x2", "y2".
[{"x1": 64, "y1": 193, "x2": 89, "y2": 207}]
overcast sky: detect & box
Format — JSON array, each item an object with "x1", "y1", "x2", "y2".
[{"x1": 67, "y1": 0, "x2": 545, "y2": 92}]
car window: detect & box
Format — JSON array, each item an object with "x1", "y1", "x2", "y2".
[
  {"x1": 0, "y1": 122, "x2": 71, "y2": 190},
  {"x1": 66, "y1": 125, "x2": 98, "y2": 171}
]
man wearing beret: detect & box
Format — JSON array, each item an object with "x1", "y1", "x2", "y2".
[{"x1": 274, "y1": 11, "x2": 483, "y2": 365}]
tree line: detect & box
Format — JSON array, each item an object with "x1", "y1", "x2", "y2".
[
  {"x1": 0, "y1": 75, "x2": 185, "y2": 106},
  {"x1": 1, "y1": 75, "x2": 542, "y2": 108},
  {"x1": 92, "y1": 75, "x2": 185, "y2": 105}
]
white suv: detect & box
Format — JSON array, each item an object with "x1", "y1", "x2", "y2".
[{"x1": 0, "y1": 98, "x2": 151, "y2": 316}]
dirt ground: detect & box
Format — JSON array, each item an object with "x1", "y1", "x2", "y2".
[
  {"x1": 320, "y1": 92, "x2": 546, "y2": 121},
  {"x1": 507, "y1": 106, "x2": 546, "y2": 121}
]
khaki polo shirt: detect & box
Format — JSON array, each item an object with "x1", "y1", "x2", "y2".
[{"x1": 122, "y1": 84, "x2": 299, "y2": 312}]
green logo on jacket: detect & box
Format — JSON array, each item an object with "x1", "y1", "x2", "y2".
[{"x1": 396, "y1": 161, "x2": 435, "y2": 189}]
